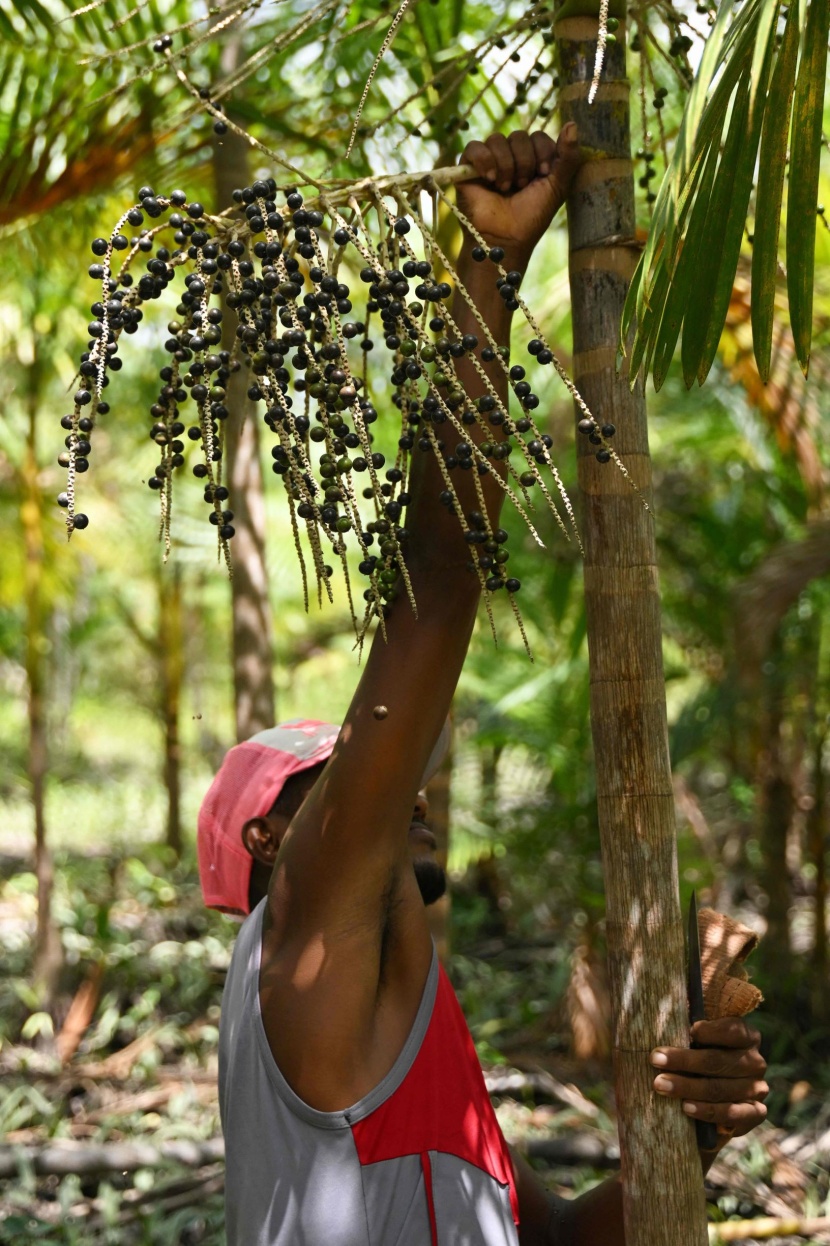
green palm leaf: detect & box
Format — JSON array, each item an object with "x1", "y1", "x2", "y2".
[
  {"x1": 751, "y1": 1, "x2": 799, "y2": 382},
  {"x1": 623, "y1": 0, "x2": 828, "y2": 388},
  {"x1": 651, "y1": 135, "x2": 722, "y2": 391},
  {"x1": 748, "y1": 0, "x2": 781, "y2": 118},
  {"x1": 786, "y1": 0, "x2": 830, "y2": 374},
  {"x1": 681, "y1": 77, "x2": 751, "y2": 387},
  {"x1": 695, "y1": 15, "x2": 778, "y2": 387},
  {"x1": 622, "y1": 3, "x2": 761, "y2": 354}
]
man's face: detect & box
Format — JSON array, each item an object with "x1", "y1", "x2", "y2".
[
  {"x1": 244, "y1": 774, "x2": 447, "y2": 910},
  {"x1": 409, "y1": 789, "x2": 447, "y2": 906}
]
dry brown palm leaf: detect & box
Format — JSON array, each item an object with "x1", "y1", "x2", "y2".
[
  {"x1": 719, "y1": 266, "x2": 827, "y2": 505},
  {"x1": 55, "y1": 963, "x2": 105, "y2": 1065},
  {"x1": 567, "y1": 941, "x2": 611, "y2": 1061}
]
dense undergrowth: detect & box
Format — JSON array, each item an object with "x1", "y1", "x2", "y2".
[{"x1": 1, "y1": 849, "x2": 828, "y2": 1244}]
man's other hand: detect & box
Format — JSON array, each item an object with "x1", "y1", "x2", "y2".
[
  {"x1": 457, "y1": 124, "x2": 581, "y2": 264},
  {"x1": 650, "y1": 1017, "x2": 768, "y2": 1154}
]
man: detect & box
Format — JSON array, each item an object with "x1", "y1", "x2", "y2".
[{"x1": 198, "y1": 128, "x2": 768, "y2": 1245}]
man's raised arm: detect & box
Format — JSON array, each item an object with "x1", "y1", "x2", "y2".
[
  {"x1": 257, "y1": 130, "x2": 580, "y2": 1107},
  {"x1": 273, "y1": 127, "x2": 581, "y2": 932}
]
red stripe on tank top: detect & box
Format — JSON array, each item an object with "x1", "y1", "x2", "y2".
[
  {"x1": 350, "y1": 965, "x2": 519, "y2": 1225},
  {"x1": 421, "y1": 1152, "x2": 439, "y2": 1246}
]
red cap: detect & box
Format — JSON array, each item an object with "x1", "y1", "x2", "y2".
[
  {"x1": 197, "y1": 720, "x2": 339, "y2": 915},
  {"x1": 197, "y1": 716, "x2": 452, "y2": 916}
]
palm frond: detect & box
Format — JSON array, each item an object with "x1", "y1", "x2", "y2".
[
  {"x1": 0, "y1": 49, "x2": 158, "y2": 225},
  {"x1": 622, "y1": 0, "x2": 829, "y2": 387}
]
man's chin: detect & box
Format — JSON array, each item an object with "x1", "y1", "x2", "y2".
[{"x1": 413, "y1": 859, "x2": 447, "y2": 907}]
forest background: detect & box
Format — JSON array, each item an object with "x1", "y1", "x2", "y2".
[{"x1": 1, "y1": 0, "x2": 829, "y2": 1241}]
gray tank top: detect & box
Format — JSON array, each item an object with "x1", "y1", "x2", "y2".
[{"x1": 218, "y1": 899, "x2": 520, "y2": 1245}]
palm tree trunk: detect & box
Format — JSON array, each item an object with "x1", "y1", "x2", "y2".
[
  {"x1": 557, "y1": 17, "x2": 707, "y2": 1245},
  {"x1": 22, "y1": 395, "x2": 61, "y2": 1003},
  {"x1": 214, "y1": 37, "x2": 276, "y2": 743},
  {"x1": 159, "y1": 564, "x2": 184, "y2": 855}
]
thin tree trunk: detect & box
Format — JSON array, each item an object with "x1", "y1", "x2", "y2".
[
  {"x1": 807, "y1": 721, "x2": 827, "y2": 1020},
  {"x1": 159, "y1": 564, "x2": 184, "y2": 856},
  {"x1": 757, "y1": 641, "x2": 793, "y2": 991},
  {"x1": 22, "y1": 397, "x2": 61, "y2": 1003},
  {"x1": 214, "y1": 38, "x2": 276, "y2": 743},
  {"x1": 557, "y1": 17, "x2": 707, "y2": 1246}
]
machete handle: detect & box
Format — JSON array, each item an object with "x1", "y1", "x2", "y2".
[{"x1": 694, "y1": 1115, "x2": 720, "y2": 1153}]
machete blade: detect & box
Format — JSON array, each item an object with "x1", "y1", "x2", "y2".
[{"x1": 688, "y1": 891, "x2": 719, "y2": 1152}]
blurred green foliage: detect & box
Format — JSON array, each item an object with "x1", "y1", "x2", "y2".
[
  {"x1": 1, "y1": 0, "x2": 829, "y2": 1065},
  {"x1": 1, "y1": 0, "x2": 830, "y2": 1239}
]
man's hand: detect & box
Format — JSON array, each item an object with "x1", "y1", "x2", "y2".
[
  {"x1": 650, "y1": 1018, "x2": 768, "y2": 1156},
  {"x1": 512, "y1": 1019, "x2": 767, "y2": 1244},
  {"x1": 457, "y1": 124, "x2": 581, "y2": 265}
]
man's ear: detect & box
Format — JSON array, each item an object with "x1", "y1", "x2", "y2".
[{"x1": 241, "y1": 816, "x2": 281, "y2": 867}]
